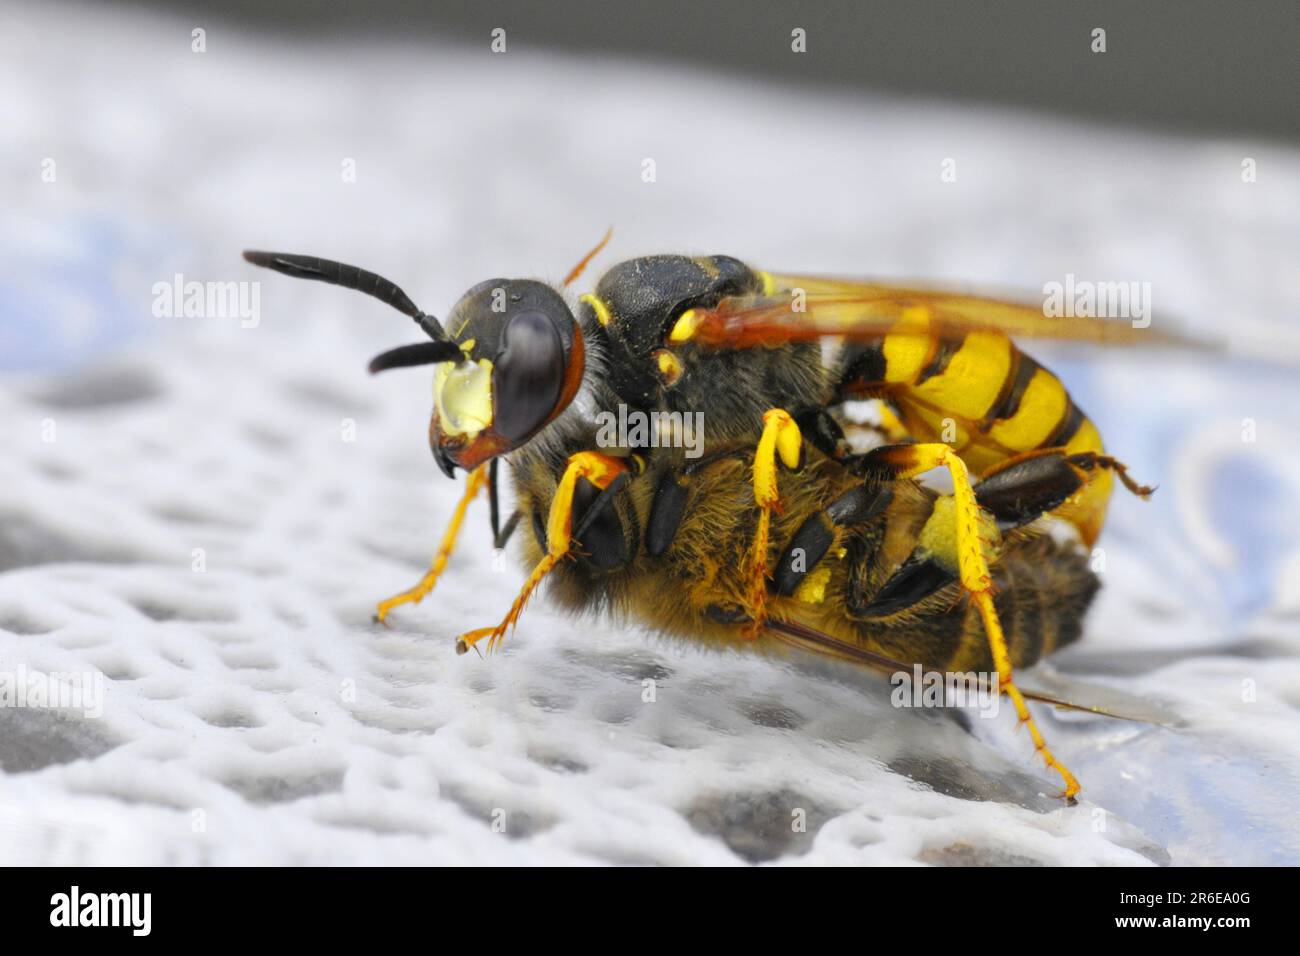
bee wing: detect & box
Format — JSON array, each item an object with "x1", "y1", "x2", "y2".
[
  {"x1": 676, "y1": 274, "x2": 1212, "y2": 351},
  {"x1": 764, "y1": 617, "x2": 1178, "y2": 725}
]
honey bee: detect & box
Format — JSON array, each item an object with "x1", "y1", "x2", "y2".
[{"x1": 244, "y1": 235, "x2": 1173, "y2": 800}]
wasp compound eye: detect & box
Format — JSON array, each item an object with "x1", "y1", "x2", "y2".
[{"x1": 493, "y1": 309, "x2": 564, "y2": 443}]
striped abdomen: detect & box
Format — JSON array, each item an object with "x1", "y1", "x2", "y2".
[{"x1": 838, "y1": 331, "x2": 1113, "y2": 543}]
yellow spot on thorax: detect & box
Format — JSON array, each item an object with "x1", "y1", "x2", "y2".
[
  {"x1": 655, "y1": 349, "x2": 682, "y2": 384},
  {"x1": 669, "y1": 308, "x2": 700, "y2": 343},
  {"x1": 580, "y1": 293, "x2": 612, "y2": 327}
]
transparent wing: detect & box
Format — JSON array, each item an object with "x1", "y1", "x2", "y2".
[
  {"x1": 765, "y1": 617, "x2": 1178, "y2": 725},
  {"x1": 674, "y1": 273, "x2": 1212, "y2": 351}
]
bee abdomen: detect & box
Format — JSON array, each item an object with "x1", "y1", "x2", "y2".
[{"x1": 848, "y1": 535, "x2": 1098, "y2": 672}]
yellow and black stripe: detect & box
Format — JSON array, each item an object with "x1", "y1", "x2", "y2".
[{"x1": 838, "y1": 330, "x2": 1113, "y2": 542}]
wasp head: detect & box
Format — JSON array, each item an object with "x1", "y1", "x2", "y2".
[
  {"x1": 425, "y1": 279, "x2": 584, "y2": 476},
  {"x1": 241, "y1": 251, "x2": 584, "y2": 478}
]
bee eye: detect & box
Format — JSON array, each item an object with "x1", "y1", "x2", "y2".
[{"x1": 494, "y1": 309, "x2": 564, "y2": 442}]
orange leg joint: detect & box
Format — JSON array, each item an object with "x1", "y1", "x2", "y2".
[{"x1": 457, "y1": 451, "x2": 629, "y2": 655}]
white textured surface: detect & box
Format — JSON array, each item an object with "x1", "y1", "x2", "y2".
[{"x1": 2, "y1": 2, "x2": 1299, "y2": 865}]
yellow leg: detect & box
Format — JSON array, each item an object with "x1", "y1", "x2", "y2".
[
  {"x1": 456, "y1": 451, "x2": 628, "y2": 655},
  {"x1": 869, "y1": 442, "x2": 1081, "y2": 800},
  {"x1": 374, "y1": 464, "x2": 488, "y2": 624},
  {"x1": 972, "y1": 590, "x2": 1080, "y2": 800},
  {"x1": 744, "y1": 409, "x2": 803, "y2": 633}
]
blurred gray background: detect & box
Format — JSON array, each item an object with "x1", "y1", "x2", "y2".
[{"x1": 123, "y1": 0, "x2": 1300, "y2": 141}]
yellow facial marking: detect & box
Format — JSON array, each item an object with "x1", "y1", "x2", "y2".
[
  {"x1": 757, "y1": 270, "x2": 777, "y2": 296},
  {"x1": 433, "y1": 358, "x2": 494, "y2": 438},
  {"x1": 580, "y1": 293, "x2": 612, "y2": 327}
]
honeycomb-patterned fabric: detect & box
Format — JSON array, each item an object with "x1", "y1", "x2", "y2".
[{"x1": 2, "y1": 2, "x2": 1298, "y2": 865}]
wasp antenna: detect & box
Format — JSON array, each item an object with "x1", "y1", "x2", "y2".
[
  {"x1": 242, "y1": 250, "x2": 447, "y2": 340},
  {"x1": 368, "y1": 341, "x2": 464, "y2": 374},
  {"x1": 561, "y1": 227, "x2": 613, "y2": 287}
]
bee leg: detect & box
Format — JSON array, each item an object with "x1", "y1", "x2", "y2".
[
  {"x1": 798, "y1": 401, "x2": 907, "y2": 456},
  {"x1": 494, "y1": 510, "x2": 522, "y2": 551},
  {"x1": 646, "y1": 470, "x2": 690, "y2": 558},
  {"x1": 488, "y1": 457, "x2": 503, "y2": 544},
  {"x1": 569, "y1": 472, "x2": 634, "y2": 568},
  {"x1": 793, "y1": 408, "x2": 852, "y2": 460},
  {"x1": 743, "y1": 409, "x2": 804, "y2": 634},
  {"x1": 374, "y1": 463, "x2": 490, "y2": 625},
  {"x1": 978, "y1": 448, "x2": 1155, "y2": 502},
  {"x1": 456, "y1": 451, "x2": 630, "y2": 655},
  {"x1": 773, "y1": 483, "x2": 894, "y2": 597},
  {"x1": 857, "y1": 442, "x2": 1082, "y2": 801},
  {"x1": 646, "y1": 447, "x2": 750, "y2": 557},
  {"x1": 975, "y1": 448, "x2": 1154, "y2": 547}
]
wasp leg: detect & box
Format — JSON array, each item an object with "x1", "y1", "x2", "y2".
[
  {"x1": 743, "y1": 409, "x2": 804, "y2": 633},
  {"x1": 857, "y1": 442, "x2": 1082, "y2": 801},
  {"x1": 456, "y1": 451, "x2": 630, "y2": 655},
  {"x1": 374, "y1": 463, "x2": 489, "y2": 625}
]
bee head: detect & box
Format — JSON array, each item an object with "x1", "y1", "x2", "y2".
[{"x1": 241, "y1": 251, "x2": 583, "y2": 478}]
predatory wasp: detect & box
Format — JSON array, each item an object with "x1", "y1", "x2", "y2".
[{"x1": 245, "y1": 233, "x2": 1183, "y2": 800}]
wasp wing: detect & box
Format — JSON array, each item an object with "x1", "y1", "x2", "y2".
[
  {"x1": 764, "y1": 616, "x2": 1180, "y2": 726},
  {"x1": 676, "y1": 274, "x2": 1212, "y2": 351}
]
